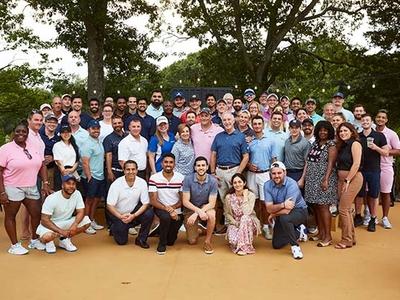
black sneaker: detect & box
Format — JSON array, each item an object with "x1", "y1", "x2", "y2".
[
  {"x1": 214, "y1": 225, "x2": 227, "y2": 236},
  {"x1": 156, "y1": 244, "x2": 166, "y2": 255},
  {"x1": 354, "y1": 214, "x2": 363, "y2": 227},
  {"x1": 367, "y1": 217, "x2": 376, "y2": 232}
]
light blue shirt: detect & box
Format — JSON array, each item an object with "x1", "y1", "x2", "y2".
[
  {"x1": 146, "y1": 104, "x2": 164, "y2": 119},
  {"x1": 80, "y1": 136, "x2": 105, "y2": 180},
  {"x1": 249, "y1": 135, "x2": 278, "y2": 171},
  {"x1": 339, "y1": 107, "x2": 355, "y2": 124},
  {"x1": 264, "y1": 128, "x2": 289, "y2": 162},
  {"x1": 310, "y1": 112, "x2": 324, "y2": 125},
  {"x1": 264, "y1": 177, "x2": 307, "y2": 209},
  {"x1": 72, "y1": 126, "x2": 89, "y2": 150}
]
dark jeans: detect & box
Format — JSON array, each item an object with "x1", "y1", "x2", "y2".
[
  {"x1": 286, "y1": 169, "x2": 303, "y2": 182},
  {"x1": 109, "y1": 203, "x2": 154, "y2": 245},
  {"x1": 272, "y1": 208, "x2": 308, "y2": 248},
  {"x1": 154, "y1": 208, "x2": 183, "y2": 247}
]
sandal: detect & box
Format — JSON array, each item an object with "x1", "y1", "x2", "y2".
[
  {"x1": 334, "y1": 243, "x2": 352, "y2": 249},
  {"x1": 317, "y1": 240, "x2": 332, "y2": 247}
]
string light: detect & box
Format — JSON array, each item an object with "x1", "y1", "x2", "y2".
[
  {"x1": 322, "y1": 88, "x2": 325, "y2": 93},
  {"x1": 347, "y1": 85, "x2": 351, "y2": 90},
  {"x1": 179, "y1": 79, "x2": 182, "y2": 84},
  {"x1": 254, "y1": 86, "x2": 258, "y2": 90},
  {"x1": 160, "y1": 85, "x2": 163, "y2": 89},
  {"x1": 197, "y1": 78, "x2": 200, "y2": 82},
  {"x1": 276, "y1": 89, "x2": 280, "y2": 93},
  {"x1": 117, "y1": 90, "x2": 120, "y2": 94},
  {"x1": 298, "y1": 88, "x2": 302, "y2": 92},
  {"x1": 213, "y1": 80, "x2": 217, "y2": 85},
  {"x1": 138, "y1": 87, "x2": 141, "y2": 91},
  {"x1": 93, "y1": 90, "x2": 97, "y2": 94},
  {"x1": 72, "y1": 90, "x2": 75, "y2": 94},
  {"x1": 372, "y1": 84, "x2": 376, "y2": 89},
  {"x1": 234, "y1": 84, "x2": 238, "y2": 89}
]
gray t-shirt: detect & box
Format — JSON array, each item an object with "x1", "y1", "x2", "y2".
[
  {"x1": 284, "y1": 135, "x2": 311, "y2": 170},
  {"x1": 182, "y1": 173, "x2": 218, "y2": 209}
]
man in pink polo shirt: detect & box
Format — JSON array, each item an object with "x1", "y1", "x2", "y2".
[
  {"x1": 375, "y1": 109, "x2": 400, "y2": 229},
  {"x1": 190, "y1": 108, "x2": 224, "y2": 164}
]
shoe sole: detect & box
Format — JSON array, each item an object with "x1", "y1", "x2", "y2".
[
  {"x1": 59, "y1": 246, "x2": 77, "y2": 252},
  {"x1": 204, "y1": 250, "x2": 214, "y2": 254},
  {"x1": 46, "y1": 250, "x2": 56, "y2": 254},
  {"x1": 156, "y1": 251, "x2": 166, "y2": 255},
  {"x1": 8, "y1": 250, "x2": 29, "y2": 255}
]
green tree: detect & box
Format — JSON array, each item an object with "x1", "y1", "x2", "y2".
[
  {"x1": 168, "y1": 0, "x2": 367, "y2": 88},
  {"x1": 28, "y1": 0, "x2": 158, "y2": 101}
]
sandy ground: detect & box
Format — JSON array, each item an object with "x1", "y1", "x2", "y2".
[{"x1": 0, "y1": 205, "x2": 399, "y2": 300}]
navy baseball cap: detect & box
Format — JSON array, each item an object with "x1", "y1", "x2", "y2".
[
  {"x1": 174, "y1": 92, "x2": 183, "y2": 98},
  {"x1": 289, "y1": 119, "x2": 302, "y2": 128},
  {"x1": 87, "y1": 119, "x2": 100, "y2": 128},
  {"x1": 62, "y1": 174, "x2": 77, "y2": 183},
  {"x1": 244, "y1": 88, "x2": 255, "y2": 96},
  {"x1": 302, "y1": 118, "x2": 314, "y2": 126},
  {"x1": 333, "y1": 92, "x2": 345, "y2": 99}
]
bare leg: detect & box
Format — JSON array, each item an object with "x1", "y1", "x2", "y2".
[
  {"x1": 4, "y1": 201, "x2": 22, "y2": 244},
  {"x1": 320, "y1": 205, "x2": 332, "y2": 242},
  {"x1": 381, "y1": 193, "x2": 391, "y2": 218},
  {"x1": 19, "y1": 205, "x2": 31, "y2": 239},
  {"x1": 367, "y1": 197, "x2": 378, "y2": 217},
  {"x1": 22, "y1": 198, "x2": 42, "y2": 240},
  {"x1": 205, "y1": 209, "x2": 216, "y2": 244}
]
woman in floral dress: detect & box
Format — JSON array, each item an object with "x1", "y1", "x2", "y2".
[{"x1": 224, "y1": 173, "x2": 261, "y2": 255}]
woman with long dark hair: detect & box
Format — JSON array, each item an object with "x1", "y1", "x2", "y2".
[{"x1": 224, "y1": 173, "x2": 260, "y2": 255}]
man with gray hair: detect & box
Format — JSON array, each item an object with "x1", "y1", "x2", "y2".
[{"x1": 223, "y1": 93, "x2": 234, "y2": 113}]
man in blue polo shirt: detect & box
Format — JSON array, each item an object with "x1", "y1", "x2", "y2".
[
  {"x1": 182, "y1": 156, "x2": 218, "y2": 254},
  {"x1": 124, "y1": 97, "x2": 156, "y2": 141},
  {"x1": 80, "y1": 119, "x2": 105, "y2": 234},
  {"x1": 264, "y1": 162, "x2": 308, "y2": 259},
  {"x1": 210, "y1": 112, "x2": 249, "y2": 234}
]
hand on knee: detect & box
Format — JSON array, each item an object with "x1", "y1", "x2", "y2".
[{"x1": 41, "y1": 232, "x2": 57, "y2": 243}]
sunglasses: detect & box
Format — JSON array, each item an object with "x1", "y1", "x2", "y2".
[{"x1": 23, "y1": 148, "x2": 32, "y2": 160}]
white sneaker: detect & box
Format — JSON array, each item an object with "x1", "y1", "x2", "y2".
[
  {"x1": 291, "y1": 245, "x2": 304, "y2": 260},
  {"x1": 28, "y1": 238, "x2": 46, "y2": 251},
  {"x1": 91, "y1": 220, "x2": 104, "y2": 230},
  {"x1": 298, "y1": 224, "x2": 308, "y2": 242},
  {"x1": 363, "y1": 215, "x2": 371, "y2": 226},
  {"x1": 8, "y1": 242, "x2": 29, "y2": 255},
  {"x1": 45, "y1": 241, "x2": 56, "y2": 254},
  {"x1": 128, "y1": 227, "x2": 138, "y2": 235},
  {"x1": 382, "y1": 217, "x2": 392, "y2": 229},
  {"x1": 262, "y1": 225, "x2": 273, "y2": 240},
  {"x1": 85, "y1": 226, "x2": 96, "y2": 235},
  {"x1": 59, "y1": 238, "x2": 77, "y2": 252}
]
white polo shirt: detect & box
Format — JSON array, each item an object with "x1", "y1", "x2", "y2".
[
  {"x1": 118, "y1": 134, "x2": 148, "y2": 171},
  {"x1": 53, "y1": 141, "x2": 77, "y2": 167},
  {"x1": 107, "y1": 176, "x2": 149, "y2": 214},
  {"x1": 148, "y1": 171, "x2": 184, "y2": 214}
]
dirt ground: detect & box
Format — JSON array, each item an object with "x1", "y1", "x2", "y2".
[{"x1": 0, "y1": 205, "x2": 399, "y2": 300}]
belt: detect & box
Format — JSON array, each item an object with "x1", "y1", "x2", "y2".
[
  {"x1": 111, "y1": 167, "x2": 123, "y2": 172},
  {"x1": 251, "y1": 169, "x2": 269, "y2": 174},
  {"x1": 217, "y1": 164, "x2": 240, "y2": 170}
]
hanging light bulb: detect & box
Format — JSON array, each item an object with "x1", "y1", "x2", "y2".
[
  {"x1": 322, "y1": 88, "x2": 325, "y2": 93},
  {"x1": 179, "y1": 79, "x2": 182, "y2": 84},
  {"x1": 254, "y1": 86, "x2": 258, "y2": 90},
  {"x1": 138, "y1": 87, "x2": 141, "y2": 91},
  {"x1": 197, "y1": 78, "x2": 200, "y2": 82},
  {"x1": 72, "y1": 90, "x2": 75, "y2": 94},
  {"x1": 372, "y1": 84, "x2": 376, "y2": 89},
  {"x1": 298, "y1": 88, "x2": 302, "y2": 92},
  {"x1": 276, "y1": 89, "x2": 280, "y2": 93},
  {"x1": 234, "y1": 84, "x2": 238, "y2": 89},
  {"x1": 93, "y1": 90, "x2": 97, "y2": 94},
  {"x1": 213, "y1": 80, "x2": 217, "y2": 85},
  {"x1": 117, "y1": 90, "x2": 120, "y2": 94},
  {"x1": 160, "y1": 85, "x2": 163, "y2": 89},
  {"x1": 347, "y1": 85, "x2": 351, "y2": 90}
]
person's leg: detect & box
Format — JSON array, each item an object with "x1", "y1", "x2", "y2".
[
  {"x1": 380, "y1": 167, "x2": 393, "y2": 218},
  {"x1": 19, "y1": 205, "x2": 31, "y2": 239},
  {"x1": 22, "y1": 198, "x2": 42, "y2": 240},
  {"x1": 313, "y1": 205, "x2": 324, "y2": 240},
  {"x1": 135, "y1": 205, "x2": 154, "y2": 242},
  {"x1": 40, "y1": 232, "x2": 58, "y2": 243},
  {"x1": 167, "y1": 214, "x2": 184, "y2": 246},
  {"x1": 183, "y1": 212, "x2": 199, "y2": 245},
  {"x1": 109, "y1": 214, "x2": 129, "y2": 245},
  {"x1": 205, "y1": 209, "x2": 216, "y2": 244},
  {"x1": 381, "y1": 193, "x2": 391, "y2": 218},
  {"x1": 277, "y1": 209, "x2": 308, "y2": 247},
  {"x1": 90, "y1": 196, "x2": 101, "y2": 221},
  {"x1": 320, "y1": 204, "x2": 332, "y2": 243},
  {"x1": 272, "y1": 217, "x2": 289, "y2": 249},
  {"x1": 4, "y1": 201, "x2": 22, "y2": 244},
  {"x1": 154, "y1": 208, "x2": 172, "y2": 248}
]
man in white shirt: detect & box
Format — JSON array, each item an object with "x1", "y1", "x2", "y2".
[
  {"x1": 118, "y1": 119, "x2": 148, "y2": 179},
  {"x1": 107, "y1": 160, "x2": 154, "y2": 248},
  {"x1": 149, "y1": 153, "x2": 184, "y2": 255},
  {"x1": 37, "y1": 174, "x2": 91, "y2": 254}
]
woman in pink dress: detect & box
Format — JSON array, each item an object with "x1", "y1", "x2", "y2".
[{"x1": 224, "y1": 173, "x2": 261, "y2": 255}]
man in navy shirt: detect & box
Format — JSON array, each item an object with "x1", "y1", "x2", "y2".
[
  {"x1": 124, "y1": 97, "x2": 156, "y2": 141},
  {"x1": 264, "y1": 161, "x2": 308, "y2": 259},
  {"x1": 162, "y1": 100, "x2": 181, "y2": 135}
]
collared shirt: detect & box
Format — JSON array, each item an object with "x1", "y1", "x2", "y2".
[
  {"x1": 118, "y1": 134, "x2": 148, "y2": 171},
  {"x1": 80, "y1": 136, "x2": 105, "y2": 180},
  {"x1": 146, "y1": 104, "x2": 164, "y2": 119},
  {"x1": 284, "y1": 135, "x2": 311, "y2": 170},
  {"x1": 40, "y1": 131, "x2": 60, "y2": 156},
  {"x1": 72, "y1": 126, "x2": 89, "y2": 150},
  {"x1": 191, "y1": 122, "x2": 224, "y2": 162},
  {"x1": 310, "y1": 112, "x2": 324, "y2": 125},
  {"x1": 248, "y1": 135, "x2": 277, "y2": 171},
  {"x1": 163, "y1": 113, "x2": 181, "y2": 135},
  {"x1": 264, "y1": 177, "x2": 307, "y2": 209},
  {"x1": 124, "y1": 113, "x2": 156, "y2": 141},
  {"x1": 149, "y1": 171, "x2": 184, "y2": 214},
  {"x1": 338, "y1": 107, "x2": 355, "y2": 124},
  {"x1": 264, "y1": 128, "x2": 289, "y2": 162},
  {"x1": 182, "y1": 173, "x2": 218, "y2": 209},
  {"x1": 107, "y1": 176, "x2": 149, "y2": 214},
  {"x1": 173, "y1": 107, "x2": 188, "y2": 118},
  {"x1": 99, "y1": 120, "x2": 113, "y2": 143},
  {"x1": 28, "y1": 129, "x2": 45, "y2": 156},
  {"x1": 211, "y1": 129, "x2": 249, "y2": 166},
  {"x1": 103, "y1": 131, "x2": 126, "y2": 170},
  {"x1": 379, "y1": 126, "x2": 400, "y2": 169},
  {"x1": 148, "y1": 132, "x2": 176, "y2": 172},
  {"x1": 171, "y1": 139, "x2": 195, "y2": 176}
]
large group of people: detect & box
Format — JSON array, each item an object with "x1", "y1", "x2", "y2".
[{"x1": 0, "y1": 89, "x2": 399, "y2": 260}]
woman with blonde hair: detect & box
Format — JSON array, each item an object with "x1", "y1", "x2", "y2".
[{"x1": 171, "y1": 124, "x2": 195, "y2": 175}]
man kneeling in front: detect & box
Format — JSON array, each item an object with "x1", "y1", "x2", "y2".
[
  {"x1": 37, "y1": 174, "x2": 91, "y2": 253},
  {"x1": 264, "y1": 162, "x2": 308, "y2": 259}
]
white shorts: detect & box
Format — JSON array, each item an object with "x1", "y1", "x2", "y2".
[
  {"x1": 5, "y1": 186, "x2": 40, "y2": 201},
  {"x1": 247, "y1": 171, "x2": 270, "y2": 200},
  {"x1": 36, "y1": 216, "x2": 91, "y2": 237}
]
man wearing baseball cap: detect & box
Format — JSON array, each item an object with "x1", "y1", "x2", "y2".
[
  {"x1": 61, "y1": 94, "x2": 72, "y2": 115},
  {"x1": 37, "y1": 174, "x2": 91, "y2": 253},
  {"x1": 331, "y1": 92, "x2": 354, "y2": 123},
  {"x1": 80, "y1": 119, "x2": 105, "y2": 234},
  {"x1": 173, "y1": 92, "x2": 187, "y2": 118},
  {"x1": 263, "y1": 161, "x2": 308, "y2": 259},
  {"x1": 262, "y1": 93, "x2": 279, "y2": 122},
  {"x1": 180, "y1": 95, "x2": 202, "y2": 124},
  {"x1": 304, "y1": 98, "x2": 324, "y2": 125},
  {"x1": 243, "y1": 88, "x2": 256, "y2": 109},
  {"x1": 40, "y1": 103, "x2": 53, "y2": 118}
]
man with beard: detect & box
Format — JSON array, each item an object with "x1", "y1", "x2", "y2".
[
  {"x1": 182, "y1": 156, "x2": 218, "y2": 254},
  {"x1": 302, "y1": 118, "x2": 315, "y2": 144},
  {"x1": 173, "y1": 92, "x2": 187, "y2": 118},
  {"x1": 61, "y1": 94, "x2": 72, "y2": 115},
  {"x1": 124, "y1": 98, "x2": 156, "y2": 141},
  {"x1": 206, "y1": 93, "x2": 217, "y2": 116},
  {"x1": 181, "y1": 95, "x2": 202, "y2": 124},
  {"x1": 185, "y1": 111, "x2": 197, "y2": 127},
  {"x1": 232, "y1": 97, "x2": 243, "y2": 118},
  {"x1": 80, "y1": 120, "x2": 105, "y2": 234},
  {"x1": 149, "y1": 153, "x2": 184, "y2": 255},
  {"x1": 375, "y1": 109, "x2": 400, "y2": 229},
  {"x1": 146, "y1": 90, "x2": 164, "y2": 119},
  {"x1": 128, "y1": 96, "x2": 137, "y2": 115},
  {"x1": 107, "y1": 160, "x2": 154, "y2": 247},
  {"x1": 304, "y1": 98, "x2": 324, "y2": 125},
  {"x1": 114, "y1": 96, "x2": 130, "y2": 123},
  {"x1": 88, "y1": 98, "x2": 102, "y2": 122},
  {"x1": 331, "y1": 92, "x2": 354, "y2": 123},
  {"x1": 352, "y1": 104, "x2": 375, "y2": 133},
  {"x1": 162, "y1": 100, "x2": 181, "y2": 135},
  {"x1": 37, "y1": 174, "x2": 91, "y2": 253}
]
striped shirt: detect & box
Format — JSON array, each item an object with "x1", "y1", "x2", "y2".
[{"x1": 148, "y1": 171, "x2": 184, "y2": 214}]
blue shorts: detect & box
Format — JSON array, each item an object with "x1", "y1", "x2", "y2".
[
  {"x1": 82, "y1": 177, "x2": 105, "y2": 198},
  {"x1": 358, "y1": 171, "x2": 380, "y2": 198}
]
